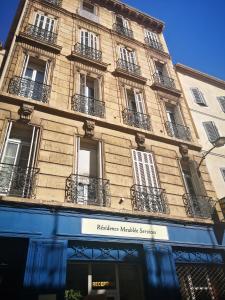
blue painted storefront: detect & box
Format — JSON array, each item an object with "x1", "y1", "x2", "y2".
[{"x1": 0, "y1": 203, "x2": 224, "y2": 300}]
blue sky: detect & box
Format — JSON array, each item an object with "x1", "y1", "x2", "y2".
[{"x1": 0, "y1": 0, "x2": 225, "y2": 80}]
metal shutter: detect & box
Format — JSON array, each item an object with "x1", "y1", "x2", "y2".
[
  {"x1": 203, "y1": 121, "x2": 220, "y2": 143},
  {"x1": 191, "y1": 88, "x2": 206, "y2": 105},
  {"x1": 217, "y1": 96, "x2": 225, "y2": 112}
]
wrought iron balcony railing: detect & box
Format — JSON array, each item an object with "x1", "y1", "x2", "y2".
[
  {"x1": 122, "y1": 108, "x2": 151, "y2": 131},
  {"x1": 153, "y1": 73, "x2": 175, "y2": 89},
  {"x1": 72, "y1": 94, "x2": 105, "y2": 118},
  {"x1": 74, "y1": 43, "x2": 102, "y2": 61},
  {"x1": 24, "y1": 24, "x2": 57, "y2": 45},
  {"x1": 65, "y1": 174, "x2": 110, "y2": 207},
  {"x1": 117, "y1": 59, "x2": 141, "y2": 76},
  {"x1": 183, "y1": 193, "x2": 215, "y2": 218},
  {"x1": 113, "y1": 23, "x2": 134, "y2": 39},
  {"x1": 131, "y1": 185, "x2": 169, "y2": 214},
  {"x1": 44, "y1": 0, "x2": 62, "y2": 7},
  {"x1": 9, "y1": 76, "x2": 51, "y2": 103},
  {"x1": 165, "y1": 121, "x2": 192, "y2": 141},
  {"x1": 0, "y1": 163, "x2": 39, "y2": 198},
  {"x1": 144, "y1": 37, "x2": 164, "y2": 52}
]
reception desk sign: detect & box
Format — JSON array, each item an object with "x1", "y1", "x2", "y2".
[{"x1": 82, "y1": 218, "x2": 169, "y2": 240}]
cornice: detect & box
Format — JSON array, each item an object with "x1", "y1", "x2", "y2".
[
  {"x1": 175, "y1": 63, "x2": 225, "y2": 90},
  {"x1": 0, "y1": 91, "x2": 202, "y2": 152}
]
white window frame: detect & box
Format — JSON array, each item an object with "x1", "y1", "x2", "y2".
[
  {"x1": 80, "y1": 28, "x2": 99, "y2": 50},
  {"x1": 116, "y1": 15, "x2": 129, "y2": 29},
  {"x1": 221, "y1": 168, "x2": 225, "y2": 181},
  {"x1": 145, "y1": 30, "x2": 159, "y2": 43},
  {"x1": 119, "y1": 46, "x2": 137, "y2": 65},
  {"x1": 82, "y1": 0, "x2": 96, "y2": 15},
  {"x1": 34, "y1": 12, "x2": 55, "y2": 32},
  {"x1": 125, "y1": 88, "x2": 145, "y2": 114}
]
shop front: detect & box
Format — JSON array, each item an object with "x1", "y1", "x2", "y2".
[{"x1": 0, "y1": 203, "x2": 225, "y2": 300}]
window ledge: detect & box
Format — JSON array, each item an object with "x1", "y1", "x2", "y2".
[
  {"x1": 151, "y1": 81, "x2": 182, "y2": 97},
  {"x1": 113, "y1": 68, "x2": 147, "y2": 84},
  {"x1": 69, "y1": 51, "x2": 108, "y2": 71}
]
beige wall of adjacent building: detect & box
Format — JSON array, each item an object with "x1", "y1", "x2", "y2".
[{"x1": 176, "y1": 64, "x2": 225, "y2": 199}]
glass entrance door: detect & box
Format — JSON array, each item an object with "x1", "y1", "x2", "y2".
[{"x1": 66, "y1": 262, "x2": 144, "y2": 300}]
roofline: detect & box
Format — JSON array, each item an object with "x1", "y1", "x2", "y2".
[
  {"x1": 96, "y1": 0, "x2": 164, "y2": 32},
  {"x1": 175, "y1": 63, "x2": 225, "y2": 90}
]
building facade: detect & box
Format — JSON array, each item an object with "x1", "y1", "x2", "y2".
[
  {"x1": 0, "y1": 1, "x2": 224, "y2": 300},
  {"x1": 176, "y1": 64, "x2": 225, "y2": 200}
]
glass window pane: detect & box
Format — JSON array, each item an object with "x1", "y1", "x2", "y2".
[
  {"x1": 92, "y1": 264, "x2": 116, "y2": 290},
  {"x1": 66, "y1": 263, "x2": 88, "y2": 299}
]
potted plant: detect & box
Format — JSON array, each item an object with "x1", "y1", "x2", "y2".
[{"x1": 65, "y1": 289, "x2": 82, "y2": 300}]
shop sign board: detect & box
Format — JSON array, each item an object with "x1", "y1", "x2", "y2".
[{"x1": 81, "y1": 218, "x2": 169, "y2": 240}]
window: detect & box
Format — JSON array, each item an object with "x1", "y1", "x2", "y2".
[
  {"x1": 20, "y1": 55, "x2": 50, "y2": 102},
  {"x1": 145, "y1": 30, "x2": 163, "y2": 51},
  {"x1": 120, "y1": 47, "x2": 136, "y2": 65},
  {"x1": 116, "y1": 15, "x2": 129, "y2": 29},
  {"x1": 131, "y1": 150, "x2": 167, "y2": 213},
  {"x1": 34, "y1": 13, "x2": 55, "y2": 32},
  {"x1": 75, "y1": 138, "x2": 105, "y2": 205},
  {"x1": 126, "y1": 89, "x2": 145, "y2": 114},
  {"x1": 217, "y1": 96, "x2": 225, "y2": 112},
  {"x1": 80, "y1": 29, "x2": 98, "y2": 50},
  {"x1": 203, "y1": 121, "x2": 220, "y2": 143},
  {"x1": 0, "y1": 122, "x2": 39, "y2": 197},
  {"x1": 190, "y1": 88, "x2": 207, "y2": 106},
  {"x1": 82, "y1": 0, "x2": 95, "y2": 14},
  {"x1": 221, "y1": 168, "x2": 225, "y2": 181}
]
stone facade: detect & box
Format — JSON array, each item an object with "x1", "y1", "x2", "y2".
[{"x1": 0, "y1": 0, "x2": 221, "y2": 225}]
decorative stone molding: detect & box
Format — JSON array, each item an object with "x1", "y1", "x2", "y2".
[
  {"x1": 135, "y1": 133, "x2": 145, "y2": 150},
  {"x1": 179, "y1": 144, "x2": 189, "y2": 161},
  {"x1": 84, "y1": 120, "x2": 95, "y2": 138},
  {"x1": 19, "y1": 103, "x2": 34, "y2": 122}
]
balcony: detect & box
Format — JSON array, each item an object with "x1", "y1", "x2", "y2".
[
  {"x1": 9, "y1": 76, "x2": 51, "y2": 103},
  {"x1": 113, "y1": 23, "x2": 134, "y2": 39},
  {"x1": 23, "y1": 24, "x2": 57, "y2": 45},
  {"x1": 74, "y1": 42, "x2": 102, "y2": 61},
  {"x1": 131, "y1": 185, "x2": 169, "y2": 214},
  {"x1": 72, "y1": 94, "x2": 105, "y2": 118},
  {"x1": 65, "y1": 174, "x2": 110, "y2": 207},
  {"x1": 183, "y1": 194, "x2": 215, "y2": 218},
  {"x1": 151, "y1": 73, "x2": 181, "y2": 97},
  {"x1": 122, "y1": 108, "x2": 151, "y2": 131},
  {"x1": 117, "y1": 59, "x2": 141, "y2": 76},
  {"x1": 44, "y1": 0, "x2": 62, "y2": 7},
  {"x1": 0, "y1": 163, "x2": 39, "y2": 198},
  {"x1": 77, "y1": 8, "x2": 99, "y2": 23},
  {"x1": 165, "y1": 121, "x2": 192, "y2": 141},
  {"x1": 145, "y1": 37, "x2": 164, "y2": 52}
]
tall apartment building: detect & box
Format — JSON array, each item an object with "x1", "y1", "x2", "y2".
[
  {"x1": 176, "y1": 64, "x2": 225, "y2": 201},
  {"x1": 0, "y1": 1, "x2": 224, "y2": 299}
]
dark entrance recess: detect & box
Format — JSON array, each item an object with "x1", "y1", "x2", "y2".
[{"x1": 0, "y1": 237, "x2": 28, "y2": 300}]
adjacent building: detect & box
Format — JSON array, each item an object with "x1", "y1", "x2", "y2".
[
  {"x1": 0, "y1": 1, "x2": 224, "y2": 300},
  {"x1": 176, "y1": 64, "x2": 225, "y2": 200}
]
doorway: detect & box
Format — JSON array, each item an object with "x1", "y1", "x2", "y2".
[{"x1": 66, "y1": 262, "x2": 145, "y2": 300}]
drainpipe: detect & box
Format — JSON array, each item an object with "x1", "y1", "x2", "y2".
[{"x1": 0, "y1": 0, "x2": 29, "y2": 90}]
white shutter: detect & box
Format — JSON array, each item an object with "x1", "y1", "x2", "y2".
[
  {"x1": 21, "y1": 53, "x2": 30, "y2": 77},
  {"x1": 191, "y1": 88, "x2": 207, "y2": 105},
  {"x1": 217, "y1": 96, "x2": 225, "y2": 112},
  {"x1": 43, "y1": 60, "x2": 50, "y2": 84},
  {"x1": 94, "y1": 78, "x2": 99, "y2": 99},
  {"x1": 146, "y1": 30, "x2": 158, "y2": 42},
  {"x1": 134, "y1": 91, "x2": 145, "y2": 114},
  {"x1": 128, "y1": 50, "x2": 136, "y2": 65},
  {"x1": 123, "y1": 18, "x2": 129, "y2": 29},
  {"x1": 203, "y1": 121, "x2": 220, "y2": 143},
  {"x1": 132, "y1": 150, "x2": 159, "y2": 188}
]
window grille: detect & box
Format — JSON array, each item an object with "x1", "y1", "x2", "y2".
[
  {"x1": 191, "y1": 88, "x2": 207, "y2": 106},
  {"x1": 203, "y1": 121, "x2": 220, "y2": 143},
  {"x1": 217, "y1": 96, "x2": 225, "y2": 112}
]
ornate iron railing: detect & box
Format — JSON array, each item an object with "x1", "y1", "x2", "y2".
[
  {"x1": 183, "y1": 193, "x2": 215, "y2": 218},
  {"x1": 65, "y1": 174, "x2": 110, "y2": 207},
  {"x1": 9, "y1": 76, "x2": 51, "y2": 102},
  {"x1": 113, "y1": 23, "x2": 134, "y2": 38},
  {"x1": 0, "y1": 163, "x2": 39, "y2": 198},
  {"x1": 153, "y1": 73, "x2": 175, "y2": 89},
  {"x1": 122, "y1": 108, "x2": 151, "y2": 131},
  {"x1": 44, "y1": 0, "x2": 62, "y2": 7},
  {"x1": 24, "y1": 24, "x2": 57, "y2": 45},
  {"x1": 131, "y1": 185, "x2": 169, "y2": 214},
  {"x1": 176, "y1": 264, "x2": 225, "y2": 300},
  {"x1": 72, "y1": 94, "x2": 105, "y2": 118},
  {"x1": 117, "y1": 59, "x2": 141, "y2": 76},
  {"x1": 144, "y1": 37, "x2": 164, "y2": 52},
  {"x1": 74, "y1": 42, "x2": 102, "y2": 61},
  {"x1": 165, "y1": 121, "x2": 192, "y2": 141}
]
